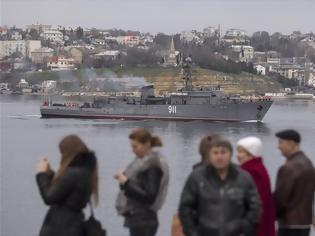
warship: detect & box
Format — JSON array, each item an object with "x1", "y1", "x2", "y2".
[{"x1": 40, "y1": 57, "x2": 273, "y2": 122}]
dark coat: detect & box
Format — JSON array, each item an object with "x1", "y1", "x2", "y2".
[
  {"x1": 179, "y1": 164, "x2": 261, "y2": 236},
  {"x1": 241, "y1": 158, "x2": 276, "y2": 236},
  {"x1": 36, "y1": 151, "x2": 96, "y2": 236},
  {"x1": 274, "y1": 151, "x2": 315, "y2": 227},
  {"x1": 122, "y1": 166, "x2": 163, "y2": 228}
]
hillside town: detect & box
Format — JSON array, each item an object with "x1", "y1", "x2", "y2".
[{"x1": 0, "y1": 23, "x2": 315, "y2": 95}]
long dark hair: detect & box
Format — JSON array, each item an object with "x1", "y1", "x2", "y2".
[
  {"x1": 52, "y1": 135, "x2": 99, "y2": 205},
  {"x1": 129, "y1": 128, "x2": 162, "y2": 147}
]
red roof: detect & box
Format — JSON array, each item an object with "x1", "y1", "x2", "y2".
[
  {"x1": 48, "y1": 56, "x2": 58, "y2": 63},
  {"x1": 127, "y1": 31, "x2": 134, "y2": 37}
]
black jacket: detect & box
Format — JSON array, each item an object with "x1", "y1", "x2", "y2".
[
  {"x1": 122, "y1": 166, "x2": 163, "y2": 228},
  {"x1": 179, "y1": 164, "x2": 261, "y2": 236},
  {"x1": 36, "y1": 151, "x2": 96, "y2": 236}
]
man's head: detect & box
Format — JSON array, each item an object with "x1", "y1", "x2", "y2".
[
  {"x1": 237, "y1": 136, "x2": 262, "y2": 165},
  {"x1": 207, "y1": 138, "x2": 233, "y2": 170},
  {"x1": 276, "y1": 129, "x2": 301, "y2": 158},
  {"x1": 199, "y1": 134, "x2": 222, "y2": 164}
]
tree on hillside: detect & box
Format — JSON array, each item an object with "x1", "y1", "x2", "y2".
[
  {"x1": 76, "y1": 27, "x2": 84, "y2": 39},
  {"x1": 154, "y1": 33, "x2": 171, "y2": 48},
  {"x1": 251, "y1": 31, "x2": 271, "y2": 51},
  {"x1": 29, "y1": 29, "x2": 40, "y2": 40},
  {"x1": 188, "y1": 45, "x2": 243, "y2": 74},
  {"x1": 269, "y1": 72, "x2": 299, "y2": 87},
  {"x1": 122, "y1": 48, "x2": 159, "y2": 67},
  {"x1": 270, "y1": 32, "x2": 307, "y2": 57}
]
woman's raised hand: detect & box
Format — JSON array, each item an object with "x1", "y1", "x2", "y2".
[
  {"x1": 37, "y1": 158, "x2": 50, "y2": 173},
  {"x1": 114, "y1": 171, "x2": 128, "y2": 185}
]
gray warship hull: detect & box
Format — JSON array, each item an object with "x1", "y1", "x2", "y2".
[
  {"x1": 40, "y1": 100, "x2": 273, "y2": 122},
  {"x1": 41, "y1": 57, "x2": 273, "y2": 122}
]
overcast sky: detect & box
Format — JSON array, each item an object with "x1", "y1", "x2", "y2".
[{"x1": 1, "y1": 0, "x2": 314, "y2": 35}]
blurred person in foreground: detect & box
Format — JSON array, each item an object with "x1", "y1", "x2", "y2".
[
  {"x1": 237, "y1": 136, "x2": 276, "y2": 236},
  {"x1": 274, "y1": 129, "x2": 315, "y2": 236},
  {"x1": 179, "y1": 136, "x2": 260, "y2": 236},
  {"x1": 36, "y1": 135, "x2": 99, "y2": 236},
  {"x1": 172, "y1": 134, "x2": 221, "y2": 236},
  {"x1": 115, "y1": 128, "x2": 169, "y2": 236}
]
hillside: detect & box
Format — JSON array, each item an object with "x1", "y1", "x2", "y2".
[{"x1": 1, "y1": 67, "x2": 283, "y2": 95}]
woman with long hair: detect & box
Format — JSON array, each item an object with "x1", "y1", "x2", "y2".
[
  {"x1": 115, "y1": 128, "x2": 169, "y2": 236},
  {"x1": 36, "y1": 134, "x2": 99, "y2": 236}
]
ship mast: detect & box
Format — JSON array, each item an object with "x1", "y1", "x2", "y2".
[{"x1": 182, "y1": 56, "x2": 193, "y2": 91}]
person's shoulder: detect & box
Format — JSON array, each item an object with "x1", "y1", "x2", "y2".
[
  {"x1": 234, "y1": 164, "x2": 255, "y2": 183},
  {"x1": 190, "y1": 165, "x2": 207, "y2": 180},
  {"x1": 291, "y1": 152, "x2": 314, "y2": 176},
  {"x1": 193, "y1": 162, "x2": 204, "y2": 170},
  {"x1": 298, "y1": 152, "x2": 313, "y2": 166},
  {"x1": 148, "y1": 151, "x2": 169, "y2": 170},
  {"x1": 65, "y1": 166, "x2": 90, "y2": 179},
  {"x1": 281, "y1": 152, "x2": 310, "y2": 172},
  {"x1": 182, "y1": 165, "x2": 207, "y2": 189},
  {"x1": 154, "y1": 151, "x2": 168, "y2": 165},
  {"x1": 242, "y1": 159, "x2": 269, "y2": 177},
  {"x1": 277, "y1": 161, "x2": 297, "y2": 179}
]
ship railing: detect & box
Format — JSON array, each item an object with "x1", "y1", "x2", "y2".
[{"x1": 240, "y1": 96, "x2": 273, "y2": 103}]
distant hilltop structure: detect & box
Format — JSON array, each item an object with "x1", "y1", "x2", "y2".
[{"x1": 163, "y1": 36, "x2": 179, "y2": 67}]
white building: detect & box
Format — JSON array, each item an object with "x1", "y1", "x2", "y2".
[
  {"x1": 31, "y1": 47, "x2": 54, "y2": 64},
  {"x1": 267, "y1": 57, "x2": 280, "y2": 65},
  {"x1": 306, "y1": 41, "x2": 315, "y2": 50},
  {"x1": 92, "y1": 39, "x2": 106, "y2": 46},
  {"x1": 0, "y1": 40, "x2": 26, "y2": 59},
  {"x1": 41, "y1": 80, "x2": 57, "y2": 92},
  {"x1": 40, "y1": 30, "x2": 63, "y2": 42},
  {"x1": 47, "y1": 56, "x2": 76, "y2": 70},
  {"x1": 13, "y1": 58, "x2": 26, "y2": 70},
  {"x1": 95, "y1": 50, "x2": 121, "y2": 60},
  {"x1": 116, "y1": 36, "x2": 140, "y2": 47},
  {"x1": 307, "y1": 73, "x2": 315, "y2": 87},
  {"x1": 254, "y1": 64, "x2": 266, "y2": 75},
  {"x1": 223, "y1": 28, "x2": 247, "y2": 44},
  {"x1": 231, "y1": 45, "x2": 254, "y2": 62},
  {"x1": 0, "y1": 40, "x2": 42, "y2": 59},
  {"x1": 11, "y1": 31, "x2": 23, "y2": 40},
  {"x1": 0, "y1": 83, "x2": 9, "y2": 90},
  {"x1": 203, "y1": 26, "x2": 217, "y2": 38},
  {"x1": 0, "y1": 27, "x2": 8, "y2": 35},
  {"x1": 27, "y1": 24, "x2": 52, "y2": 33},
  {"x1": 26, "y1": 40, "x2": 41, "y2": 59},
  {"x1": 140, "y1": 35, "x2": 154, "y2": 44},
  {"x1": 18, "y1": 79, "x2": 29, "y2": 88},
  {"x1": 275, "y1": 65, "x2": 305, "y2": 80},
  {"x1": 305, "y1": 62, "x2": 315, "y2": 87},
  {"x1": 56, "y1": 25, "x2": 73, "y2": 33},
  {"x1": 225, "y1": 28, "x2": 246, "y2": 37},
  {"x1": 99, "y1": 31, "x2": 111, "y2": 37},
  {"x1": 104, "y1": 36, "x2": 118, "y2": 42},
  {"x1": 180, "y1": 31, "x2": 196, "y2": 42}
]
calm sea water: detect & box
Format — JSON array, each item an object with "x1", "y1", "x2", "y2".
[{"x1": 1, "y1": 95, "x2": 315, "y2": 236}]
